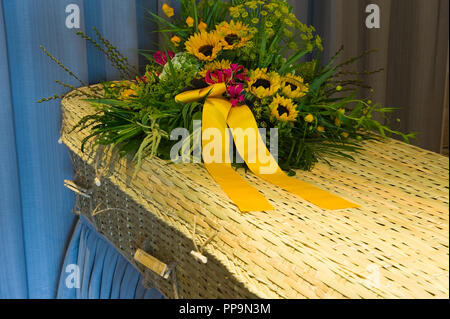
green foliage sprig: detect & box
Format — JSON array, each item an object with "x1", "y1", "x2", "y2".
[{"x1": 75, "y1": 28, "x2": 139, "y2": 80}]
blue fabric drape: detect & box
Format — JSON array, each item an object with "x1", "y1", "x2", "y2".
[
  {"x1": 0, "y1": 0, "x2": 28, "y2": 299},
  {"x1": 57, "y1": 218, "x2": 163, "y2": 299},
  {"x1": 0, "y1": 0, "x2": 159, "y2": 299}
]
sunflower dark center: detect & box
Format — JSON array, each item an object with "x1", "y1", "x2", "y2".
[
  {"x1": 277, "y1": 104, "x2": 289, "y2": 117},
  {"x1": 225, "y1": 34, "x2": 239, "y2": 45},
  {"x1": 199, "y1": 45, "x2": 214, "y2": 57},
  {"x1": 253, "y1": 79, "x2": 271, "y2": 89},
  {"x1": 287, "y1": 82, "x2": 298, "y2": 91}
]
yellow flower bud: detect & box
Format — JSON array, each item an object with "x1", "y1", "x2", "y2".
[
  {"x1": 304, "y1": 114, "x2": 314, "y2": 123},
  {"x1": 171, "y1": 35, "x2": 181, "y2": 46},
  {"x1": 162, "y1": 3, "x2": 174, "y2": 18},
  {"x1": 198, "y1": 21, "x2": 207, "y2": 31},
  {"x1": 186, "y1": 16, "x2": 194, "y2": 27},
  {"x1": 317, "y1": 126, "x2": 325, "y2": 132}
]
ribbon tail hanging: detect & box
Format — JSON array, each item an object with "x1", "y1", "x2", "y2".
[
  {"x1": 175, "y1": 83, "x2": 273, "y2": 212},
  {"x1": 202, "y1": 97, "x2": 274, "y2": 212},
  {"x1": 227, "y1": 105, "x2": 359, "y2": 210}
]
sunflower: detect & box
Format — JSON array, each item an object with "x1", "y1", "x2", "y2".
[
  {"x1": 281, "y1": 74, "x2": 309, "y2": 99},
  {"x1": 199, "y1": 59, "x2": 232, "y2": 77},
  {"x1": 216, "y1": 20, "x2": 252, "y2": 50},
  {"x1": 270, "y1": 95, "x2": 299, "y2": 122},
  {"x1": 247, "y1": 68, "x2": 281, "y2": 98},
  {"x1": 185, "y1": 31, "x2": 223, "y2": 61}
]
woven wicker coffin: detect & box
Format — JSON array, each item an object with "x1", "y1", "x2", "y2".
[{"x1": 61, "y1": 90, "x2": 449, "y2": 299}]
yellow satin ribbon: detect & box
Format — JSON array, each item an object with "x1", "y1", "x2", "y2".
[
  {"x1": 176, "y1": 83, "x2": 273, "y2": 212},
  {"x1": 175, "y1": 83, "x2": 358, "y2": 212}
]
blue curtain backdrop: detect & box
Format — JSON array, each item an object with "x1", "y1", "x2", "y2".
[{"x1": 0, "y1": 0, "x2": 169, "y2": 299}]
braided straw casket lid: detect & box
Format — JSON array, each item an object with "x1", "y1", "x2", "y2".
[{"x1": 61, "y1": 89, "x2": 449, "y2": 299}]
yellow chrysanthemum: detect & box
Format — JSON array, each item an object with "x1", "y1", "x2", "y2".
[
  {"x1": 185, "y1": 31, "x2": 222, "y2": 61},
  {"x1": 247, "y1": 68, "x2": 281, "y2": 98},
  {"x1": 199, "y1": 59, "x2": 232, "y2": 77},
  {"x1": 281, "y1": 74, "x2": 309, "y2": 99},
  {"x1": 162, "y1": 3, "x2": 174, "y2": 18},
  {"x1": 270, "y1": 95, "x2": 299, "y2": 122},
  {"x1": 216, "y1": 20, "x2": 252, "y2": 50}
]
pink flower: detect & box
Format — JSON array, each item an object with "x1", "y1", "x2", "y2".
[
  {"x1": 205, "y1": 69, "x2": 233, "y2": 85},
  {"x1": 227, "y1": 83, "x2": 245, "y2": 107},
  {"x1": 153, "y1": 51, "x2": 175, "y2": 66},
  {"x1": 137, "y1": 75, "x2": 148, "y2": 83},
  {"x1": 204, "y1": 64, "x2": 249, "y2": 85},
  {"x1": 203, "y1": 63, "x2": 248, "y2": 106},
  {"x1": 229, "y1": 64, "x2": 249, "y2": 82}
]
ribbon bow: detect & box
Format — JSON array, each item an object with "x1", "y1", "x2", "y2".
[{"x1": 175, "y1": 83, "x2": 358, "y2": 212}]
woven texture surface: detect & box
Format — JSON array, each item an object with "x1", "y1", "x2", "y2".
[{"x1": 61, "y1": 90, "x2": 449, "y2": 299}]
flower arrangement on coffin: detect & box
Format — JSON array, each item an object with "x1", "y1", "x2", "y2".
[{"x1": 40, "y1": 0, "x2": 415, "y2": 212}]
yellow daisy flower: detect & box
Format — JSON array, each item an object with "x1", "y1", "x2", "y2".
[
  {"x1": 270, "y1": 95, "x2": 299, "y2": 122},
  {"x1": 317, "y1": 126, "x2": 325, "y2": 132},
  {"x1": 281, "y1": 73, "x2": 309, "y2": 99},
  {"x1": 216, "y1": 20, "x2": 252, "y2": 50},
  {"x1": 162, "y1": 3, "x2": 174, "y2": 18},
  {"x1": 247, "y1": 68, "x2": 281, "y2": 98},
  {"x1": 185, "y1": 31, "x2": 223, "y2": 61},
  {"x1": 199, "y1": 59, "x2": 232, "y2": 77}
]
